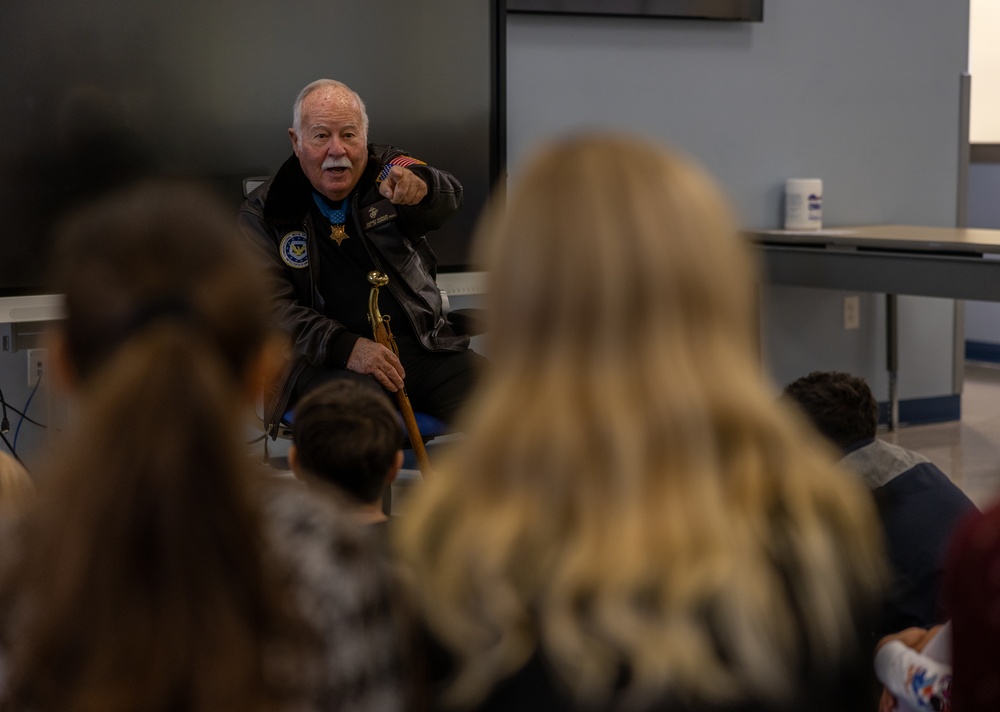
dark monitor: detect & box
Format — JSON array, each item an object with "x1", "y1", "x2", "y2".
[
  {"x1": 507, "y1": 0, "x2": 763, "y2": 22},
  {"x1": 0, "y1": 0, "x2": 505, "y2": 297}
]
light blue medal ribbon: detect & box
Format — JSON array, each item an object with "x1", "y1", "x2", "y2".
[{"x1": 312, "y1": 193, "x2": 350, "y2": 245}]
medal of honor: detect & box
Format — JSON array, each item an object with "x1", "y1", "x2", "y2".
[
  {"x1": 312, "y1": 193, "x2": 350, "y2": 246},
  {"x1": 330, "y1": 224, "x2": 348, "y2": 245}
]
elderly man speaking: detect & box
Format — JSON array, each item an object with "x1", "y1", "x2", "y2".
[{"x1": 240, "y1": 79, "x2": 483, "y2": 439}]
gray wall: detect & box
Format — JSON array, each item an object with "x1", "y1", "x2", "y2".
[
  {"x1": 0, "y1": 325, "x2": 60, "y2": 473},
  {"x1": 507, "y1": 1, "x2": 969, "y2": 404},
  {"x1": 966, "y1": 162, "x2": 1000, "y2": 346}
]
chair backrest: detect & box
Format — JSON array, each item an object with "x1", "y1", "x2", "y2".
[{"x1": 243, "y1": 176, "x2": 269, "y2": 198}]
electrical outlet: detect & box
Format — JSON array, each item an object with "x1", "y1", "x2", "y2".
[
  {"x1": 26, "y1": 348, "x2": 47, "y2": 387},
  {"x1": 843, "y1": 296, "x2": 860, "y2": 330}
]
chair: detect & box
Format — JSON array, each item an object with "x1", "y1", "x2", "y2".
[{"x1": 270, "y1": 404, "x2": 450, "y2": 449}]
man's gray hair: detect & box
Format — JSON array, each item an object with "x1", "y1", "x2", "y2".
[{"x1": 291, "y1": 79, "x2": 369, "y2": 145}]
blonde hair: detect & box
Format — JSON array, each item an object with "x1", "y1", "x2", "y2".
[
  {"x1": 0, "y1": 452, "x2": 34, "y2": 511},
  {"x1": 397, "y1": 134, "x2": 885, "y2": 708}
]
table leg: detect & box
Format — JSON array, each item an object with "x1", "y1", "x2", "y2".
[{"x1": 886, "y1": 293, "x2": 899, "y2": 431}]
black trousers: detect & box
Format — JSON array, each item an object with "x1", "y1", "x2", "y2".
[{"x1": 293, "y1": 335, "x2": 486, "y2": 425}]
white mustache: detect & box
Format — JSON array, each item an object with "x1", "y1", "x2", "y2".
[{"x1": 322, "y1": 157, "x2": 352, "y2": 170}]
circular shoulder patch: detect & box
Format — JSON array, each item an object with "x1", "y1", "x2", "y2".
[{"x1": 279, "y1": 231, "x2": 309, "y2": 269}]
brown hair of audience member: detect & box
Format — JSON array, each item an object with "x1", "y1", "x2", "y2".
[
  {"x1": 290, "y1": 379, "x2": 403, "y2": 505},
  {"x1": 0, "y1": 182, "x2": 304, "y2": 712},
  {"x1": 0, "y1": 451, "x2": 34, "y2": 511},
  {"x1": 782, "y1": 371, "x2": 879, "y2": 451},
  {"x1": 397, "y1": 134, "x2": 886, "y2": 708}
]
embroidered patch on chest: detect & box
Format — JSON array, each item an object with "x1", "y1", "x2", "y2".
[
  {"x1": 363, "y1": 200, "x2": 398, "y2": 230},
  {"x1": 279, "y1": 231, "x2": 309, "y2": 269}
]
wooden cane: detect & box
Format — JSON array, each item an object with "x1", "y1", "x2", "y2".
[{"x1": 367, "y1": 271, "x2": 432, "y2": 476}]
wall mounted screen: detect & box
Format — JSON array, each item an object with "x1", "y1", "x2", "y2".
[{"x1": 507, "y1": 0, "x2": 763, "y2": 21}]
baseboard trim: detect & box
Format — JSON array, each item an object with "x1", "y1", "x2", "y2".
[
  {"x1": 966, "y1": 340, "x2": 1000, "y2": 364},
  {"x1": 877, "y1": 394, "x2": 961, "y2": 427}
]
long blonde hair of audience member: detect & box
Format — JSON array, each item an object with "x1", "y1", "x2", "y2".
[
  {"x1": 0, "y1": 183, "x2": 302, "y2": 712},
  {"x1": 397, "y1": 134, "x2": 886, "y2": 708}
]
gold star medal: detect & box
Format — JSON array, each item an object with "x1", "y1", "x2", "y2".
[
  {"x1": 312, "y1": 194, "x2": 350, "y2": 246},
  {"x1": 330, "y1": 224, "x2": 348, "y2": 245}
]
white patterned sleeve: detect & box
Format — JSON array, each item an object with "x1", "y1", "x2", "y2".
[{"x1": 875, "y1": 640, "x2": 952, "y2": 712}]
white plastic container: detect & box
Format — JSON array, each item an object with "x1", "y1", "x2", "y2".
[{"x1": 784, "y1": 178, "x2": 823, "y2": 230}]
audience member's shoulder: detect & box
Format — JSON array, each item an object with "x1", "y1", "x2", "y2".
[
  {"x1": 368, "y1": 518, "x2": 392, "y2": 556},
  {"x1": 257, "y1": 474, "x2": 385, "y2": 573},
  {"x1": 260, "y1": 474, "x2": 359, "y2": 535}
]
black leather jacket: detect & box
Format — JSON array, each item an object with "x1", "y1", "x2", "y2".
[{"x1": 238, "y1": 145, "x2": 469, "y2": 437}]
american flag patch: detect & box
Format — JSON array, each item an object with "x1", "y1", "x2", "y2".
[{"x1": 377, "y1": 155, "x2": 427, "y2": 182}]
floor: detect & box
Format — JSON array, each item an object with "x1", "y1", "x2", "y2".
[{"x1": 887, "y1": 361, "x2": 1000, "y2": 510}]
